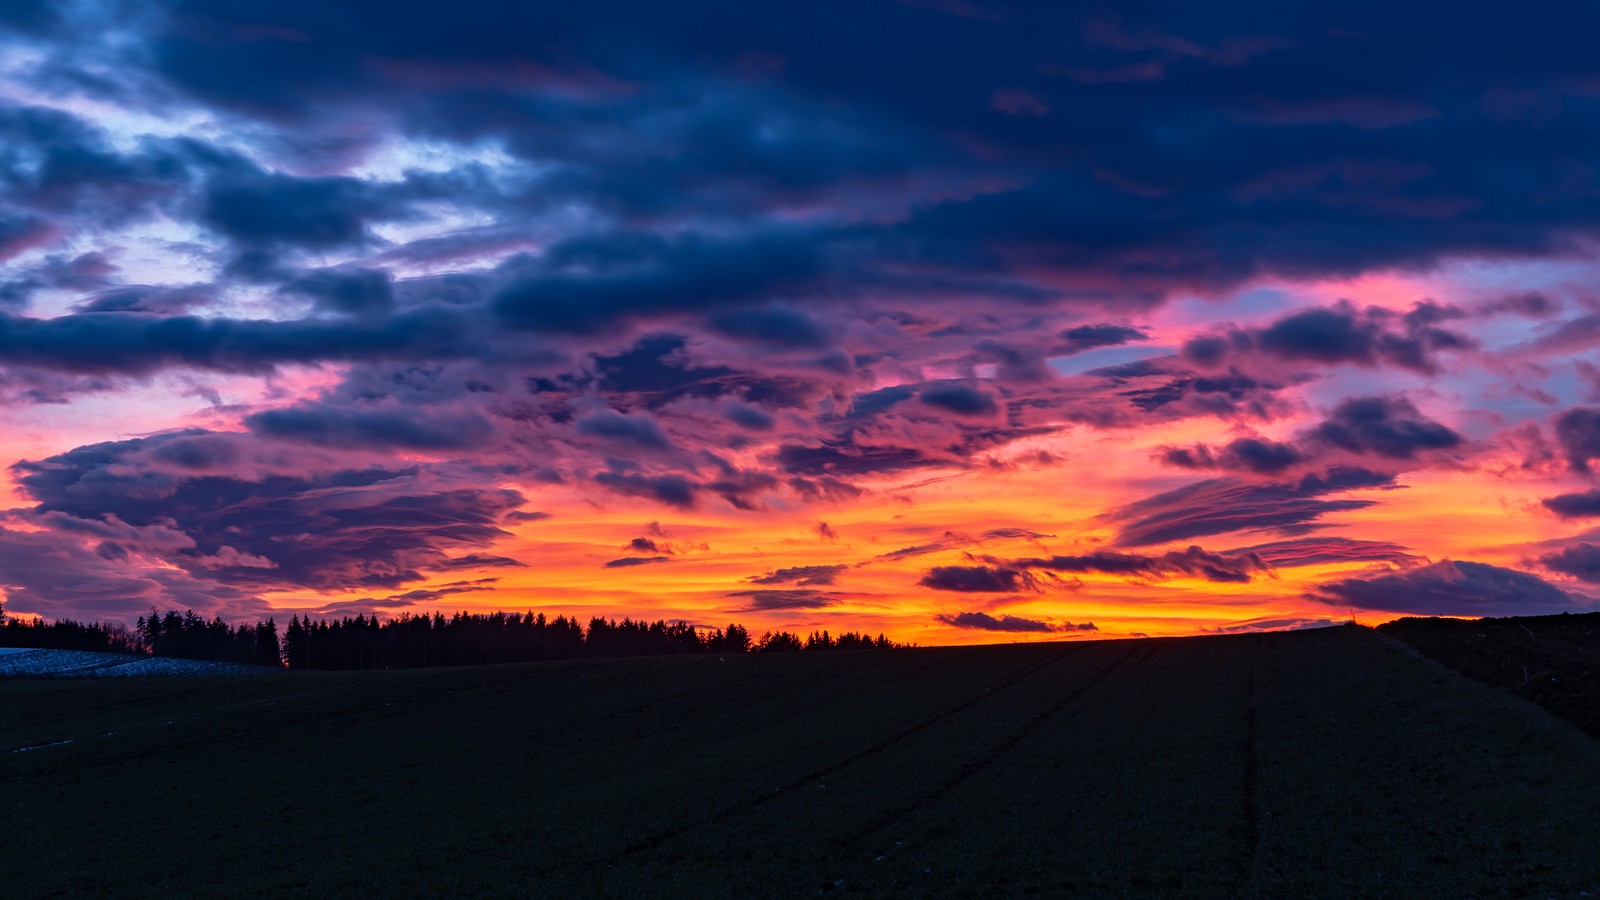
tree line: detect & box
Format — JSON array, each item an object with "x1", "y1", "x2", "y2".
[
  {"x1": 0, "y1": 600, "x2": 899, "y2": 670},
  {"x1": 0, "y1": 606, "x2": 143, "y2": 655}
]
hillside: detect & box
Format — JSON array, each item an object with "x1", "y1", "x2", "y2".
[
  {"x1": 0, "y1": 647, "x2": 279, "y2": 678},
  {"x1": 1380, "y1": 612, "x2": 1600, "y2": 738},
  {"x1": 5, "y1": 626, "x2": 1599, "y2": 897}
]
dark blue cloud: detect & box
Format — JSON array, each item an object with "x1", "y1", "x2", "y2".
[
  {"x1": 1310, "y1": 396, "x2": 1460, "y2": 459},
  {"x1": 592, "y1": 471, "x2": 698, "y2": 508},
  {"x1": 0, "y1": 306, "x2": 480, "y2": 375},
  {"x1": 709, "y1": 306, "x2": 830, "y2": 349},
  {"x1": 1185, "y1": 302, "x2": 1473, "y2": 376},
  {"x1": 0, "y1": 252, "x2": 116, "y2": 309},
  {"x1": 1540, "y1": 543, "x2": 1600, "y2": 584},
  {"x1": 245, "y1": 403, "x2": 495, "y2": 451},
  {"x1": 1228, "y1": 537, "x2": 1422, "y2": 568},
  {"x1": 283, "y1": 267, "x2": 396, "y2": 317},
  {"x1": 727, "y1": 588, "x2": 842, "y2": 610},
  {"x1": 10, "y1": 430, "x2": 525, "y2": 591},
  {"x1": 1058, "y1": 324, "x2": 1149, "y2": 354},
  {"x1": 1553, "y1": 408, "x2": 1600, "y2": 472},
  {"x1": 93, "y1": 0, "x2": 1600, "y2": 300},
  {"x1": 919, "y1": 565, "x2": 1037, "y2": 593},
  {"x1": 491, "y1": 231, "x2": 828, "y2": 334},
  {"x1": 918, "y1": 383, "x2": 999, "y2": 417},
  {"x1": 603, "y1": 556, "x2": 672, "y2": 568},
  {"x1": 1111, "y1": 467, "x2": 1394, "y2": 547},
  {"x1": 575, "y1": 410, "x2": 673, "y2": 451},
  {"x1": 1162, "y1": 437, "x2": 1304, "y2": 475},
  {"x1": 1542, "y1": 490, "x2": 1600, "y2": 519},
  {"x1": 8, "y1": 0, "x2": 1600, "y2": 625},
  {"x1": 748, "y1": 564, "x2": 847, "y2": 586},
  {"x1": 202, "y1": 171, "x2": 399, "y2": 251},
  {"x1": 1308, "y1": 560, "x2": 1585, "y2": 616},
  {"x1": 627, "y1": 537, "x2": 667, "y2": 554},
  {"x1": 1014, "y1": 545, "x2": 1268, "y2": 584},
  {"x1": 934, "y1": 611, "x2": 1093, "y2": 633}
]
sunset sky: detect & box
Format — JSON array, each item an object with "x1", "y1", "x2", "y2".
[{"x1": 3, "y1": 2, "x2": 1600, "y2": 643}]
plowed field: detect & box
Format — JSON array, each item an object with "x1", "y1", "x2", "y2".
[{"x1": 5, "y1": 625, "x2": 1598, "y2": 897}]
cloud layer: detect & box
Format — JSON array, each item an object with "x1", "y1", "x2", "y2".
[{"x1": 1, "y1": 3, "x2": 1599, "y2": 639}]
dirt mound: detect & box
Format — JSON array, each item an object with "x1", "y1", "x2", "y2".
[{"x1": 1378, "y1": 612, "x2": 1600, "y2": 738}]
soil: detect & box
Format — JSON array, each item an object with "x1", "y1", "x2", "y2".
[
  {"x1": 8, "y1": 627, "x2": 1600, "y2": 896},
  {"x1": 1378, "y1": 612, "x2": 1600, "y2": 738}
]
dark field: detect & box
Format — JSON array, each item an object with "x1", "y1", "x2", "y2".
[
  {"x1": 1380, "y1": 612, "x2": 1600, "y2": 739},
  {"x1": 6, "y1": 626, "x2": 1600, "y2": 898}
]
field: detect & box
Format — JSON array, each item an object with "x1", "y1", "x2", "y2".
[
  {"x1": 1380, "y1": 612, "x2": 1600, "y2": 739},
  {"x1": 5, "y1": 625, "x2": 1600, "y2": 897}
]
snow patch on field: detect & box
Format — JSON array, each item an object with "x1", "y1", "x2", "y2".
[
  {"x1": 0, "y1": 649, "x2": 278, "y2": 678},
  {"x1": 12, "y1": 739, "x2": 75, "y2": 753}
]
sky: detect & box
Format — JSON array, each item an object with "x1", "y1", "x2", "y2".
[{"x1": 3, "y1": 1, "x2": 1600, "y2": 644}]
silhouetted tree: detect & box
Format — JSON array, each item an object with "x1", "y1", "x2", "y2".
[
  {"x1": 1, "y1": 612, "x2": 141, "y2": 654},
  {"x1": 756, "y1": 630, "x2": 804, "y2": 652},
  {"x1": 7, "y1": 605, "x2": 903, "y2": 670},
  {"x1": 804, "y1": 630, "x2": 836, "y2": 650},
  {"x1": 706, "y1": 623, "x2": 753, "y2": 653}
]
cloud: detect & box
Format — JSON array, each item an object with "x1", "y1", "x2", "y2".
[
  {"x1": 1162, "y1": 395, "x2": 1457, "y2": 480},
  {"x1": 1542, "y1": 490, "x2": 1600, "y2": 519},
  {"x1": 875, "y1": 527, "x2": 1052, "y2": 562},
  {"x1": 1161, "y1": 437, "x2": 1304, "y2": 475},
  {"x1": 1183, "y1": 302, "x2": 1472, "y2": 376},
  {"x1": 10, "y1": 430, "x2": 524, "y2": 593},
  {"x1": 1226, "y1": 537, "x2": 1423, "y2": 569},
  {"x1": 726, "y1": 588, "x2": 843, "y2": 610},
  {"x1": 1013, "y1": 545, "x2": 1270, "y2": 584},
  {"x1": 1109, "y1": 468, "x2": 1394, "y2": 547},
  {"x1": 0, "y1": 306, "x2": 480, "y2": 376},
  {"x1": 491, "y1": 230, "x2": 828, "y2": 335},
  {"x1": 748, "y1": 564, "x2": 848, "y2": 586},
  {"x1": 576, "y1": 409, "x2": 674, "y2": 451},
  {"x1": 1309, "y1": 396, "x2": 1461, "y2": 460},
  {"x1": 11, "y1": 0, "x2": 1600, "y2": 629},
  {"x1": 72, "y1": 284, "x2": 213, "y2": 316},
  {"x1": 603, "y1": 556, "x2": 673, "y2": 568},
  {"x1": 435, "y1": 554, "x2": 525, "y2": 570},
  {"x1": 934, "y1": 611, "x2": 1096, "y2": 633},
  {"x1": 282, "y1": 267, "x2": 395, "y2": 317},
  {"x1": 592, "y1": 472, "x2": 699, "y2": 508},
  {"x1": 346, "y1": 578, "x2": 501, "y2": 609},
  {"x1": 201, "y1": 169, "x2": 408, "y2": 260},
  {"x1": 1553, "y1": 408, "x2": 1600, "y2": 472},
  {"x1": 918, "y1": 383, "x2": 999, "y2": 417},
  {"x1": 1208, "y1": 616, "x2": 1342, "y2": 634},
  {"x1": 1307, "y1": 560, "x2": 1586, "y2": 616},
  {"x1": 245, "y1": 402, "x2": 496, "y2": 451},
  {"x1": 709, "y1": 306, "x2": 830, "y2": 349},
  {"x1": 0, "y1": 524, "x2": 256, "y2": 622},
  {"x1": 919, "y1": 565, "x2": 1038, "y2": 593},
  {"x1": 1057, "y1": 323, "x2": 1149, "y2": 354}
]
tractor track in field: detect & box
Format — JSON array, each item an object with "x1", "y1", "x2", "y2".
[
  {"x1": 0, "y1": 685, "x2": 337, "y2": 758},
  {"x1": 608, "y1": 644, "x2": 1088, "y2": 863},
  {"x1": 850, "y1": 639, "x2": 1163, "y2": 856},
  {"x1": 595, "y1": 650, "x2": 913, "y2": 724},
  {"x1": 635, "y1": 648, "x2": 981, "y2": 742},
  {"x1": 1241, "y1": 637, "x2": 1264, "y2": 893}
]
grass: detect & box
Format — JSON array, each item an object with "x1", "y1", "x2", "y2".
[{"x1": 5, "y1": 625, "x2": 1599, "y2": 897}]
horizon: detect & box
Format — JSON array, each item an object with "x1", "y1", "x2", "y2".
[{"x1": 5, "y1": 2, "x2": 1600, "y2": 645}]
